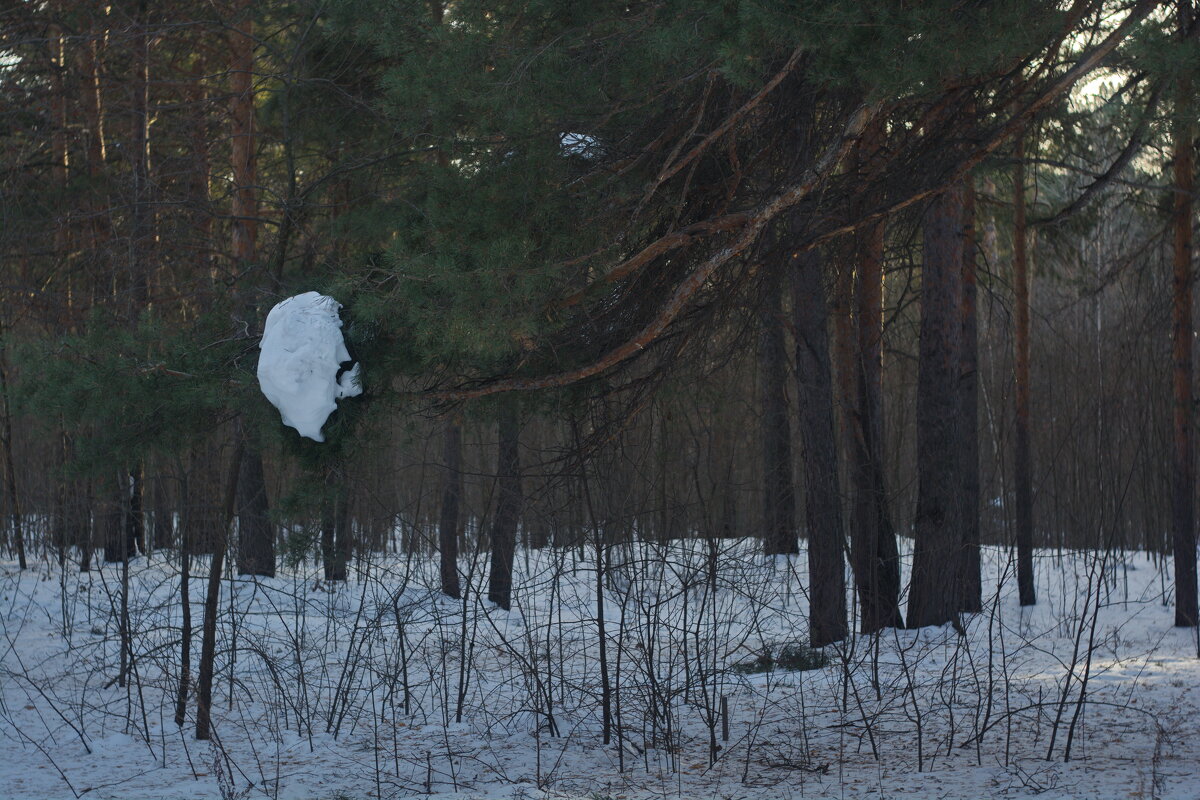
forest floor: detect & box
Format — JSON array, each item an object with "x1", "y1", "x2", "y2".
[{"x1": 1, "y1": 539, "x2": 1198, "y2": 800}]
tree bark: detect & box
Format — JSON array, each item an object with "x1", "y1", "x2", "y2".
[
  {"x1": 760, "y1": 275, "x2": 797, "y2": 555},
  {"x1": 175, "y1": 473, "x2": 191, "y2": 727},
  {"x1": 0, "y1": 348, "x2": 24, "y2": 570},
  {"x1": 909, "y1": 182, "x2": 967, "y2": 629},
  {"x1": 102, "y1": 471, "x2": 128, "y2": 563},
  {"x1": 130, "y1": 0, "x2": 150, "y2": 310},
  {"x1": 236, "y1": 449, "x2": 274, "y2": 577},
  {"x1": 195, "y1": 440, "x2": 243, "y2": 740},
  {"x1": 959, "y1": 176, "x2": 982, "y2": 613},
  {"x1": 125, "y1": 465, "x2": 145, "y2": 556},
  {"x1": 152, "y1": 474, "x2": 173, "y2": 551},
  {"x1": 78, "y1": 18, "x2": 109, "y2": 306},
  {"x1": 488, "y1": 406, "x2": 522, "y2": 610},
  {"x1": 850, "y1": 213, "x2": 904, "y2": 632},
  {"x1": 229, "y1": 0, "x2": 256, "y2": 270},
  {"x1": 438, "y1": 420, "x2": 463, "y2": 598},
  {"x1": 790, "y1": 248, "x2": 848, "y2": 647},
  {"x1": 1172, "y1": 5, "x2": 1197, "y2": 628},
  {"x1": 831, "y1": 243, "x2": 858, "y2": 530},
  {"x1": 1014, "y1": 139, "x2": 1037, "y2": 607},
  {"x1": 322, "y1": 471, "x2": 349, "y2": 582},
  {"x1": 337, "y1": 489, "x2": 353, "y2": 577},
  {"x1": 227, "y1": 0, "x2": 277, "y2": 578},
  {"x1": 79, "y1": 478, "x2": 93, "y2": 573}
]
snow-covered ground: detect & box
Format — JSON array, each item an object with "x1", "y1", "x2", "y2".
[{"x1": 1, "y1": 540, "x2": 1197, "y2": 800}]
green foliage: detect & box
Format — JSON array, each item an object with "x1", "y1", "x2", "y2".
[
  {"x1": 730, "y1": 641, "x2": 830, "y2": 674},
  {"x1": 9, "y1": 306, "x2": 245, "y2": 473},
  {"x1": 322, "y1": 0, "x2": 1115, "y2": 388}
]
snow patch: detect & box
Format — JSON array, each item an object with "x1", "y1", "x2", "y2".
[
  {"x1": 257, "y1": 292, "x2": 361, "y2": 442},
  {"x1": 560, "y1": 131, "x2": 601, "y2": 159}
]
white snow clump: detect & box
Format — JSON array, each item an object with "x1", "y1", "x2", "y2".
[
  {"x1": 560, "y1": 132, "x2": 602, "y2": 159},
  {"x1": 257, "y1": 291, "x2": 362, "y2": 442}
]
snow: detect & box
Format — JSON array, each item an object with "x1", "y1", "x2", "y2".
[
  {"x1": 560, "y1": 132, "x2": 601, "y2": 159},
  {"x1": 2, "y1": 541, "x2": 1198, "y2": 800},
  {"x1": 256, "y1": 292, "x2": 361, "y2": 442}
]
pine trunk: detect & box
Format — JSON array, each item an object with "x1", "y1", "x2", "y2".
[
  {"x1": 228, "y1": 0, "x2": 276, "y2": 578},
  {"x1": 175, "y1": 474, "x2": 191, "y2": 727},
  {"x1": 152, "y1": 474, "x2": 173, "y2": 551},
  {"x1": 1014, "y1": 140, "x2": 1037, "y2": 607},
  {"x1": 125, "y1": 465, "x2": 145, "y2": 557},
  {"x1": 959, "y1": 176, "x2": 982, "y2": 613},
  {"x1": 322, "y1": 473, "x2": 349, "y2": 582},
  {"x1": 438, "y1": 420, "x2": 463, "y2": 598},
  {"x1": 488, "y1": 407, "x2": 521, "y2": 610},
  {"x1": 851, "y1": 215, "x2": 903, "y2": 632},
  {"x1": 790, "y1": 248, "x2": 848, "y2": 647},
  {"x1": 195, "y1": 441, "x2": 242, "y2": 740},
  {"x1": 130, "y1": 0, "x2": 150, "y2": 310},
  {"x1": 236, "y1": 449, "x2": 274, "y2": 577},
  {"x1": 1172, "y1": 18, "x2": 1197, "y2": 627},
  {"x1": 0, "y1": 351, "x2": 24, "y2": 570},
  {"x1": 909, "y1": 183, "x2": 967, "y2": 629},
  {"x1": 760, "y1": 275, "x2": 798, "y2": 556},
  {"x1": 102, "y1": 472, "x2": 128, "y2": 563}
]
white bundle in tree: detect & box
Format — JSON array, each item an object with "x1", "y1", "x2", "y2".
[{"x1": 256, "y1": 292, "x2": 361, "y2": 442}]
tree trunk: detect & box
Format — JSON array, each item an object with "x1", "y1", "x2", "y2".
[
  {"x1": 760, "y1": 275, "x2": 797, "y2": 556},
  {"x1": 195, "y1": 440, "x2": 243, "y2": 741},
  {"x1": 130, "y1": 0, "x2": 150, "y2": 310},
  {"x1": 959, "y1": 176, "x2": 982, "y2": 613},
  {"x1": 227, "y1": 0, "x2": 277, "y2": 579},
  {"x1": 79, "y1": 477, "x2": 93, "y2": 573},
  {"x1": 236, "y1": 449, "x2": 274, "y2": 577},
  {"x1": 337, "y1": 491, "x2": 353, "y2": 577},
  {"x1": 1172, "y1": 9, "x2": 1197, "y2": 628},
  {"x1": 831, "y1": 244, "x2": 858, "y2": 534},
  {"x1": 909, "y1": 182, "x2": 967, "y2": 629},
  {"x1": 322, "y1": 472, "x2": 349, "y2": 582},
  {"x1": 229, "y1": 0, "x2": 256, "y2": 270},
  {"x1": 0, "y1": 349, "x2": 24, "y2": 570},
  {"x1": 78, "y1": 18, "x2": 109, "y2": 306},
  {"x1": 152, "y1": 474, "x2": 173, "y2": 551},
  {"x1": 790, "y1": 248, "x2": 848, "y2": 647},
  {"x1": 125, "y1": 465, "x2": 145, "y2": 557},
  {"x1": 175, "y1": 474, "x2": 191, "y2": 727},
  {"x1": 438, "y1": 420, "x2": 463, "y2": 598},
  {"x1": 1013, "y1": 139, "x2": 1037, "y2": 607},
  {"x1": 102, "y1": 471, "x2": 128, "y2": 563},
  {"x1": 850, "y1": 215, "x2": 904, "y2": 632},
  {"x1": 488, "y1": 406, "x2": 521, "y2": 610}
]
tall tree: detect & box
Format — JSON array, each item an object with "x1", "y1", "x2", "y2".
[
  {"x1": 438, "y1": 419, "x2": 463, "y2": 598},
  {"x1": 959, "y1": 174, "x2": 982, "y2": 613},
  {"x1": 197, "y1": 0, "x2": 257, "y2": 740},
  {"x1": 760, "y1": 274, "x2": 797, "y2": 556},
  {"x1": 321, "y1": 472, "x2": 351, "y2": 581},
  {"x1": 790, "y1": 246, "x2": 848, "y2": 647},
  {"x1": 849, "y1": 122, "x2": 903, "y2": 632},
  {"x1": 0, "y1": 346, "x2": 24, "y2": 570},
  {"x1": 228, "y1": 0, "x2": 274, "y2": 577},
  {"x1": 174, "y1": 470, "x2": 192, "y2": 728},
  {"x1": 101, "y1": 471, "x2": 131, "y2": 562},
  {"x1": 195, "y1": 441, "x2": 242, "y2": 740},
  {"x1": 909, "y1": 182, "x2": 968, "y2": 629},
  {"x1": 1013, "y1": 138, "x2": 1037, "y2": 607},
  {"x1": 236, "y1": 438, "x2": 274, "y2": 577},
  {"x1": 488, "y1": 406, "x2": 522, "y2": 610},
  {"x1": 1171, "y1": 0, "x2": 1197, "y2": 629}
]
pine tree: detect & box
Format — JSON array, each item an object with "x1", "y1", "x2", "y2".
[
  {"x1": 1170, "y1": 0, "x2": 1197, "y2": 628},
  {"x1": 759, "y1": 273, "x2": 797, "y2": 557}
]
